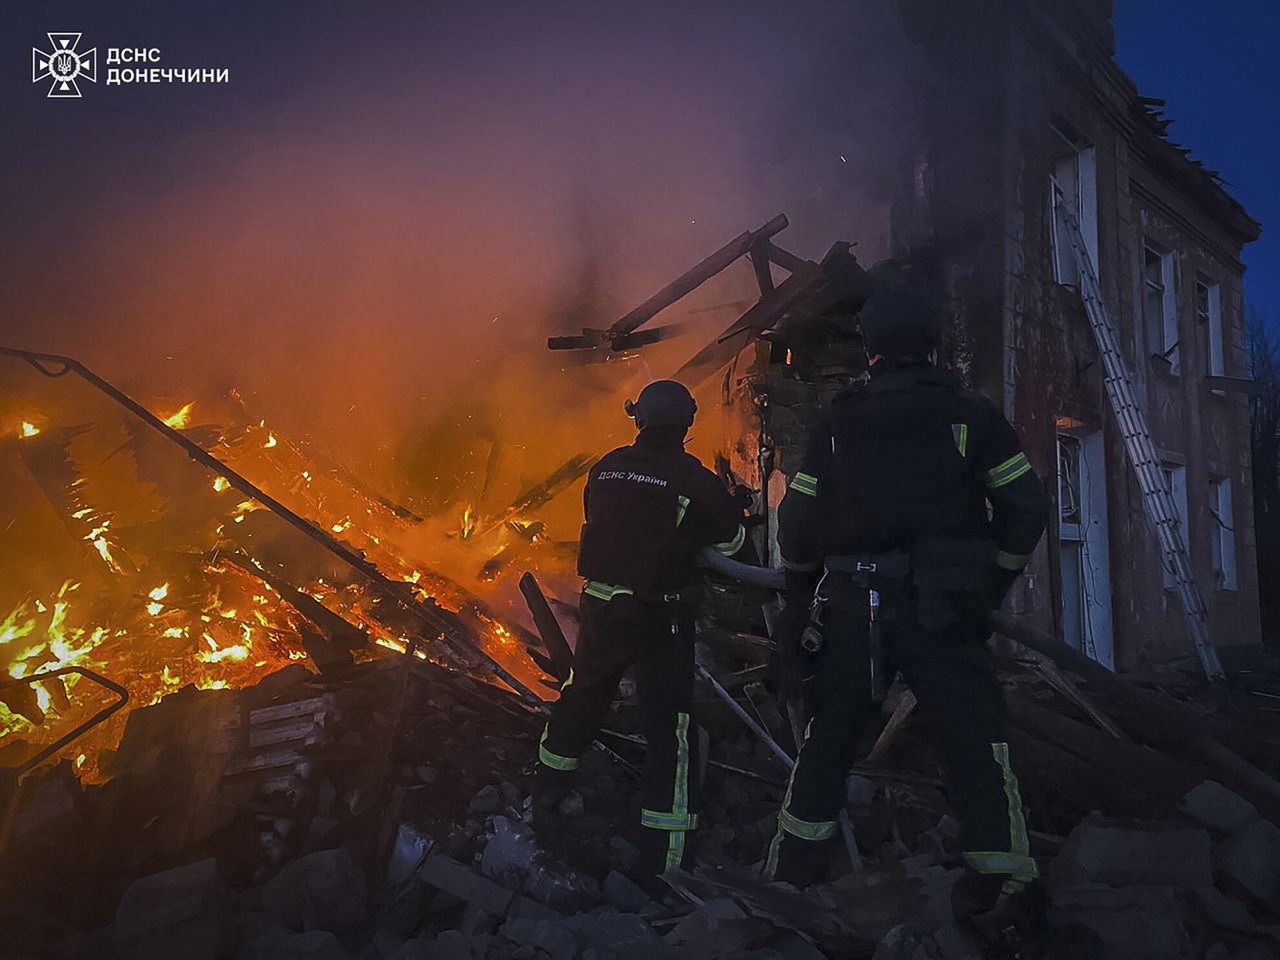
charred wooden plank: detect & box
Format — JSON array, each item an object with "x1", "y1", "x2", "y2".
[
  {"x1": 548, "y1": 215, "x2": 791, "y2": 351},
  {"x1": 992, "y1": 613, "x2": 1280, "y2": 821},
  {"x1": 1006, "y1": 692, "x2": 1203, "y2": 806},
  {"x1": 477, "y1": 453, "x2": 593, "y2": 537},
  {"x1": 518, "y1": 573, "x2": 572, "y2": 682}
]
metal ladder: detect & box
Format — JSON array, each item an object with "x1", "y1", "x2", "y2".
[{"x1": 1056, "y1": 205, "x2": 1224, "y2": 680}]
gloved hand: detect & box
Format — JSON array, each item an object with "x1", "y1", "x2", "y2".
[{"x1": 730, "y1": 483, "x2": 755, "y2": 512}]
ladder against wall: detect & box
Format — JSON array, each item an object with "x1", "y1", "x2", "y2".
[{"x1": 1054, "y1": 205, "x2": 1224, "y2": 681}]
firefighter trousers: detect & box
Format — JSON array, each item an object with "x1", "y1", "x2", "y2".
[
  {"x1": 537, "y1": 592, "x2": 700, "y2": 875},
  {"x1": 767, "y1": 584, "x2": 1036, "y2": 887}
]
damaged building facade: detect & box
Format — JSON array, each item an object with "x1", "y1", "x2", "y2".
[{"x1": 765, "y1": 0, "x2": 1262, "y2": 672}]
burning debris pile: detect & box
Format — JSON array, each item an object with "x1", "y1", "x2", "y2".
[
  {"x1": 4, "y1": 218, "x2": 1280, "y2": 960},
  {"x1": 0, "y1": 359, "x2": 558, "y2": 787},
  {"x1": 8, "y1": 602, "x2": 1280, "y2": 960}
]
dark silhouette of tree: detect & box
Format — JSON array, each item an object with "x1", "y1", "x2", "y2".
[{"x1": 1248, "y1": 304, "x2": 1280, "y2": 639}]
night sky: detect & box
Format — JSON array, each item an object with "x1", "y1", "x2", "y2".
[{"x1": 1113, "y1": 0, "x2": 1279, "y2": 325}]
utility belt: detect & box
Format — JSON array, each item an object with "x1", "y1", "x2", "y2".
[
  {"x1": 822, "y1": 536, "x2": 995, "y2": 599},
  {"x1": 582, "y1": 580, "x2": 703, "y2": 609},
  {"x1": 804, "y1": 536, "x2": 996, "y2": 654},
  {"x1": 824, "y1": 548, "x2": 912, "y2": 586}
]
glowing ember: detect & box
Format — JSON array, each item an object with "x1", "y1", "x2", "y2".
[
  {"x1": 198, "y1": 643, "x2": 249, "y2": 664},
  {"x1": 20, "y1": 420, "x2": 40, "y2": 438},
  {"x1": 83, "y1": 519, "x2": 123, "y2": 573},
  {"x1": 213, "y1": 476, "x2": 231, "y2": 492},
  {"x1": 163, "y1": 402, "x2": 195, "y2": 429},
  {"x1": 264, "y1": 433, "x2": 278, "y2": 449}
]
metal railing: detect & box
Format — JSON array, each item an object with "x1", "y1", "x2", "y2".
[{"x1": 0, "y1": 666, "x2": 129, "y2": 854}]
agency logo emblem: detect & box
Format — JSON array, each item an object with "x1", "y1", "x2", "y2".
[{"x1": 32, "y1": 33, "x2": 97, "y2": 98}]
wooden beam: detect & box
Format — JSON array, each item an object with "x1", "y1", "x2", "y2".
[
  {"x1": 992, "y1": 613, "x2": 1280, "y2": 820},
  {"x1": 606, "y1": 215, "x2": 789, "y2": 338},
  {"x1": 518, "y1": 573, "x2": 572, "y2": 682},
  {"x1": 547, "y1": 214, "x2": 791, "y2": 351}
]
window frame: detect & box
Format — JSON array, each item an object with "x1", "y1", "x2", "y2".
[
  {"x1": 1209, "y1": 476, "x2": 1237, "y2": 592},
  {"x1": 1196, "y1": 275, "x2": 1225, "y2": 388},
  {"x1": 1048, "y1": 129, "x2": 1098, "y2": 288},
  {"x1": 1143, "y1": 239, "x2": 1179, "y2": 375}
]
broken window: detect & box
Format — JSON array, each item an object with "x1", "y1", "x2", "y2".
[
  {"x1": 1144, "y1": 241, "x2": 1179, "y2": 374},
  {"x1": 1049, "y1": 133, "x2": 1098, "y2": 287},
  {"x1": 1209, "y1": 477, "x2": 1237, "y2": 591},
  {"x1": 1196, "y1": 276, "x2": 1225, "y2": 387},
  {"x1": 1160, "y1": 463, "x2": 1189, "y2": 589}
]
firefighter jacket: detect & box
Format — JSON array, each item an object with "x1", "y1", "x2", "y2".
[
  {"x1": 778, "y1": 362, "x2": 1048, "y2": 587},
  {"x1": 578, "y1": 429, "x2": 746, "y2": 599}
]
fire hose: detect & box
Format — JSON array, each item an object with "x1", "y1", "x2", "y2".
[{"x1": 0, "y1": 346, "x2": 541, "y2": 705}]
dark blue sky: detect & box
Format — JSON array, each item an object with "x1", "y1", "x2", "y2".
[{"x1": 1113, "y1": 0, "x2": 1279, "y2": 324}]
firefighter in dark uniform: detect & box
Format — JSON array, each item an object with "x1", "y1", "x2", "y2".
[
  {"x1": 536, "y1": 380, "x2": 746, "y2": 880},
  {"x1": 767, "y1": 274, "x2": 1049, "y2": 938}
]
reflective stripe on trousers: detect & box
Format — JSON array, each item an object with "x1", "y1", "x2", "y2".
[
  {"x1": 962, "y1": 741, "x2": 1038, "y2": 883},
  {"x1": 538, "y1": 669, "x2": 581, "y2": 771},
  {"x1": 763, "y1": 721, "x2": 839, "y2": 878},
  {"x1": 640, "y1": 711, "x2": 694, "y2": 872}
]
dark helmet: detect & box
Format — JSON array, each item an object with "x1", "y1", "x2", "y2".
[
  {"x1": 858, "y1": 268, "x2": 941, "y2": 360},
  {"x1": 625, "y1": 380, "x2": 697, "y2": 430}
]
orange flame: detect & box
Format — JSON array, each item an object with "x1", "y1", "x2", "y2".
[{"x1": 163, "y1": 402, "x2": 195, "y2": 429}]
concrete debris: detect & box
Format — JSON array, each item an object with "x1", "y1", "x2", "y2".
[
  {"x1": 602, "y1": 870, "x2": 654, "y2": 913},
  {"x1": 420, "y1": 855, "x2": 516, "y2": 917},
  {"x1": 1047, "y1": 820, "x2": 1213, "y2": 889},
  {"x1": 241, "y1": 929, "x2": 351, "y2": 960},
  {"x1": 609, "y1": 836, "x2": 641, "y2": 872},
  {"x1": 115, "y1": 858, "x2": 232, "y2": 960},
  {"x1": 1178, "y1": 780, "x2": 1260, "y2": 835},
  {"x1": 385, "y1": 822, "x2": 433, "y2": 889},
  {"x1": 1213, "y1": 816, "x2": 1280, "y2": 910},
  {"x1": 262, "y1": 847, "x2": 367, "y2": 934},
  {"x1": 872, "y1": 925, "x2": 944, "y2": 960},
  {"x1": 556, "y1": 789, "x2": 586, "y2": 818},
  {"x1": 1047, "y1": 884, "x2": 1194, "y2": 960},
  {"x1": 368, "y1": 928, "x2": 406, "y2": 959},
  {"x1": 562, "y1": 908, "x2": 675, "y2": 960},
  {"x1": 469, "y1": 785, "x2": 502, "y2": 815},
  {"x1": 480, "y1": 815, "x2": 601, "y2": 911},
  {"x1": 664, "y1": 896, "x2": 768, "y2": 956},
  {"x1": 390, "y1": 931, "x2": 472, "y2": 960},
  {"x1": 499, "y1": 917, "x2": 578, "y2": 960},
  {"x1": 501, "y1": 909, "x2": 675, "y2": 960},
  {"x1": 1189, "y1": 886, "x2": 1257, "y2": 934}
]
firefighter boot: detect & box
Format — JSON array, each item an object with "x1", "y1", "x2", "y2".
[
  {"x1": 952, "y1": 873, "x2": 1048, "y2": 960},
  {"x1": 767, "y1": 832, "x2": 833, "y2": 888},
  {"x1": 531, "y1": 764, "x2": 575, "y2": 837}
]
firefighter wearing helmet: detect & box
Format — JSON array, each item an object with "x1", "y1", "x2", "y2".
[
  {"x1": 534, "y1": 379, "x2": 747, "y2": 884},
  {"x1": 766, "y1": 268, "x2": 1050, "y2": 944}
]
